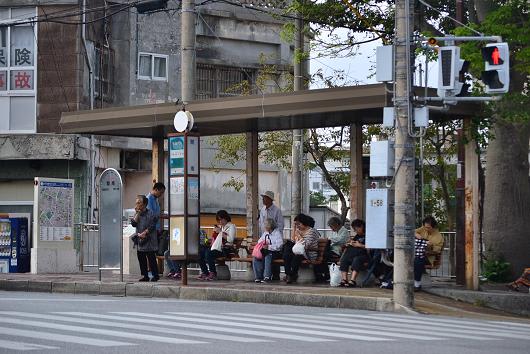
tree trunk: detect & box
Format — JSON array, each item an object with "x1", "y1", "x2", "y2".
[{"x1": 483, "y1": 119, "x2": 530, "y2": 276}]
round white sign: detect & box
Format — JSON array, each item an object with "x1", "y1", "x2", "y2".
[{"x1": 173, "y1": 111, "x2": 189, "y2": 132}]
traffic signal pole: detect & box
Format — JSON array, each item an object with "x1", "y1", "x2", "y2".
[{"x1": 393, "y1": 0, "x2": 416, "y2": 310}]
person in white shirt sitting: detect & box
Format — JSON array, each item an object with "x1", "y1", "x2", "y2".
[
  {"x1": 252, "y1": 218, "x2": 284, "y2": 283},
  {"x1": 197, "y1": 210, "x2": 236, "y2": 281}
]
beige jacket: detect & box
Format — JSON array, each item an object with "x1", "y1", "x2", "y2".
[{"x1": 415, "y1": 226, "x2": 444, "y2": 264}]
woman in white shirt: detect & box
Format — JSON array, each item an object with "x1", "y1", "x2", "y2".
[
  {"x1": 198, "y1": 209, "x2": 237, "y2": 281},
  {"x1": 252, "y1": 218, "x2": 284, "y2": 283}
]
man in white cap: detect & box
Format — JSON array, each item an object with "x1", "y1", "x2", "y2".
[{"x1": 259, "y1": 191, "x2": 284, "y2": 236}]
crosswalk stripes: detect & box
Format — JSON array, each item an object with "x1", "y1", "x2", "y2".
[
  {"x1": 0, "y1": 312, "x2": 204, "y2": 345},
  {"x1": 165, "y1": 311, "x2": 441, "y2": 341},
  {"x1": 0, "y1": 339, "x2": 58, "y2": 351},
  {"x1": 227, "y1": 312, "x2": 495, "y2": 341},
  {"x1": 62, "y1": 311, "x2": 335, "y2": 343},
  {"x1": 327, "y1": 313, "x2": 529, "y2": 340},
  {"x1": 0, "y1": 311, "x2": 264, "y2": 344},
  {"x1": 0, "y1": 310, "x2": 528, "y2": 351},
  {"x1": 117, "y1": 311, "x2": 390, "y2": 342},
  {"x1": 0, "y1": 325, "x2": 133, "y2": 347}
]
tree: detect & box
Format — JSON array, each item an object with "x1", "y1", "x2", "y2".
[{"x1": 462, "y1": 0, "x2": 530, "y2": 277}]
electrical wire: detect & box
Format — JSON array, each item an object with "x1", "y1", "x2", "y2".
[{"x1": 417, "y1": 0, "x2": 483, "y2": 36}]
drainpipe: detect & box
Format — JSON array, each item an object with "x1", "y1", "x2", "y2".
[{"x1": 81, "y1": 0, "x2": 94, "y2": 110}]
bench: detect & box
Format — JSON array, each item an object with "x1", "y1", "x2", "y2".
[
  {"x1": 155, "y1": 238, "x2": 245, "y2": 280},
  {"x1": 236, "y1": 238, "x2": 331, "y2": 283}
]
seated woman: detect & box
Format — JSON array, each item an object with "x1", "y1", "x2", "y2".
[
  {"x1": 327, "y1": 216, "x2": 350, "y2": 258},
  {"x1": 197, "y1": 210, "x2": 236, "y2": 281},
  {"x1": 413, "y1": 216, "x2": 443, "y2": 290},
  {"x1": 252, "y1": 218, "x2": 284, "y2": 283},
  {"x1": 338, "y1": 219, "x2": 368, "y2": 287},
  {"x1": 283, "y1": 213, "x2": 320, "y2": 284}
]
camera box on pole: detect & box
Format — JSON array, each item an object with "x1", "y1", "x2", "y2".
[{"x1": 369, "y1": 140, "x2": 394, "y2": 177}]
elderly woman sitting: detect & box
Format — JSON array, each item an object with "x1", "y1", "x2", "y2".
[
  {"x1": 283, "y1": 213, "x2": 320, "y2": 284},
  {"x1": 252, "y1": 218, "x2": 284, "y2": 283}
]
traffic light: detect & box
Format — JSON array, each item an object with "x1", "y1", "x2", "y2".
[
  {"x1": 481, "y1": 42, "x2": 510, "y2": 94},
  {"x1": 437, "y1": 46, "x2": 470, "y2": 98}
]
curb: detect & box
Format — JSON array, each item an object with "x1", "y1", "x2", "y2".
[
  {"x1": 424, "y1": 287, "x2": 530, "y2": 316},
  {"x1": 0, "y1": 279, "x2": 393, "y2": 312}
]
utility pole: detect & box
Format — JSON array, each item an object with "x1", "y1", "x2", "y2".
[
  {"x1": 393, "y1": 0, "x2": 416, "y2": 310},
  {"x1": 291, "y1": 9, "x2": 304, "y2": 222},
  {"x1": 181, "y1": 0, "x2": 196, "y2": 103},
  {"x1": 455, "y1": 0, "x2": 466, "y2": 285}
]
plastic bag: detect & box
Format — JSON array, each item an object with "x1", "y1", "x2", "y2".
[
  {"x1": 252, "y1": 241, "x2": 265, "y2": 260},
  {"x1": 292, "y1": 241, "x2": 305, "y2": 255},
  {"x1": 329, "y1": 263, "x2": 341, "y2": 287},
  {"x1": 210, "y1": 233, "x2": 223, "y2": 251}
]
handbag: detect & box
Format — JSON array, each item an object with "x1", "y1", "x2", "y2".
[
  {"x1": 292, "y1": 240, "x2": 306, "y2": 255},
  {"x1": 261, "y1": 234, "x2": 271, "y2": 257},
  {"x1": 252, "y1": 241, "x2": 265, "y2": 260},
  {"x1": 210, "y1": 232, "x2": 223, "y2": 252}
]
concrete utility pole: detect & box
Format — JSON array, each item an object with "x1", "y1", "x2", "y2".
[
  {"x1": 181, "y1": 0, "x2": 196, "y2": 103},
  {"x1": 291, "y1": 11, "x2": 304, "y2": 221},
  {"x1": 393, "y1": 0, "x2": 416, "y2": 310}
]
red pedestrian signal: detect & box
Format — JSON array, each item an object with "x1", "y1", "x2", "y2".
[{"x1": 481, "y1": 43, "x2": 509, "y2": 94}]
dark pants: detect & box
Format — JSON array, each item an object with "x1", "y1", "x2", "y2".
[
  {"x1": 198, "y1": 247, "x2": 230, "y2": 275},
  {"x1": 339, "y1": 247, "x2": 368, "y2": 272},
  {"x1": 137, "y1": 250, "x2": 159, "y2": 279},
  {"x1": 414, "y1": 257, "x2": 426, "y2": 282},
  {"x1": 283, "y1": 252, "x2": 306, "y2": 278},
  {"x1": 198, "y1": 245, "x2": 209, "y2": 275}
]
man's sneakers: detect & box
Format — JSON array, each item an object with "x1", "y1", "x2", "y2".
[
  {"x1": 261, "y1": 277, "x2": 271, "y2": 284},
  {"x1": 206, "y1": 272, "x2": 217, "y2": 281},
  {"x1": 138, "y1": 277, "x2": 149, "y2": 282}
]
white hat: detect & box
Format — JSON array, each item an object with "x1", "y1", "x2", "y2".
[{"x1": 260, "y1": 191, "x2": 275, "y2": 201}]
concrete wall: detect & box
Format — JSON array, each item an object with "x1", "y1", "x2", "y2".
[{"x1": 36, "y1": 5, "x2": 82, "y2": 133}]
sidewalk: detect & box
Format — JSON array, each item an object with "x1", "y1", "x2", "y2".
[{"x1": 0, "y1": 272, "x2": 528, "y2": 321}]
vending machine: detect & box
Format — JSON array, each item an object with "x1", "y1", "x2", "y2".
[{"x1": 0, "y1": 218, "x2": 30, "y2": 273}]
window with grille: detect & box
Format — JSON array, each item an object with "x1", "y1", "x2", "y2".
[{"x1": 196, "y1": 64, "x2": 256, "y2": 100}]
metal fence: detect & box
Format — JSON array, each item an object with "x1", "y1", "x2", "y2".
[
  {"x1": 429, "y1": 232, "x2": 456, "y2": 278},
  {"x1": 78, "y1": 223, "x2": 100, "y2": 272}
]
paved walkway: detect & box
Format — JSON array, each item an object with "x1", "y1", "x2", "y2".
[{"x1": 0, "y1": 272, "x2": 528, "y2": 322}]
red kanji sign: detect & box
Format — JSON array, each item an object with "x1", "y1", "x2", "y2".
[
  {"x1": 12, "y1": 71, "x2": 32, "y2": 89},
  {"x1": 0, "y1": 72, "x2": 6, "y2": 91}
]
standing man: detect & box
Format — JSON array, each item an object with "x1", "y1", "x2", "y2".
[
  {"x1": 147, "y1": 182, "x2": 181, "y2": 278},
  {"x1": 259, "y1": 191, "x2": 284, "y2": 236},
  {"x1": 259, "y1": 191, "x2": 284, "y2": 281},
  {"x1": 131, "y1": 195, "x2": 159, "y2": 282},
  {"x1": 146, "y1": 182, "x2": 165, "y2": 232}
]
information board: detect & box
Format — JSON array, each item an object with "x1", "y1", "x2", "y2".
[{"x1": 35, "y1": 178, "x2": 74, "y2": 242}]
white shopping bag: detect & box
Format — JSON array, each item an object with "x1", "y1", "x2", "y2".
[{"x1": 329, "y1": 263, "x2": 341, "y2": 287}]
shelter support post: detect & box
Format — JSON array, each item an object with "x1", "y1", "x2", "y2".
[
  {"x1": 246, "y1": 131, "x2": 259, "y2": 240},
  {"x1": 349, "y1": 123, "x2": 364, "y2": 221},
  {"x1": 464, "y1": 120, "x2": 480, "y2": 290},
  {"x1": 152, "y1": 133, "x2": 165, "y2": 211}
]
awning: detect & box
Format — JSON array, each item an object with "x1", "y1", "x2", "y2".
[{"x1": 59, "y1": 84, "x2": 477, "y2": 137}]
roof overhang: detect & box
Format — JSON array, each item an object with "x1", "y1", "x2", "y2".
[{"x1": 60, "y1": 84, "x2": 478, "y2": 137}]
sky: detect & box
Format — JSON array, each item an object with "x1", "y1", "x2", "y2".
[{"x1": 310, "y1": 30, "x2": 439, "y2": 89}]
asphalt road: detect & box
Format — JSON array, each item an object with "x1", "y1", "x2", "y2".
[{"x1": 0, "y1": 291, "x2": 528, "y2": 354}]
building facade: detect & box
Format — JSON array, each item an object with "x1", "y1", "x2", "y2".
[{"x1": 0, "y1": 1, "x2": 293, "y2": 253}]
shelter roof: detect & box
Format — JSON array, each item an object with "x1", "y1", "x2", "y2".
[{"x1": 60, "y1": 84, "x2": 477, "y2": 137}]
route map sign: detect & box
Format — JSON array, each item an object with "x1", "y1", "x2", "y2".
[{"x1": 35, "y1": 178, "x2": 74, "y2": 242}]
